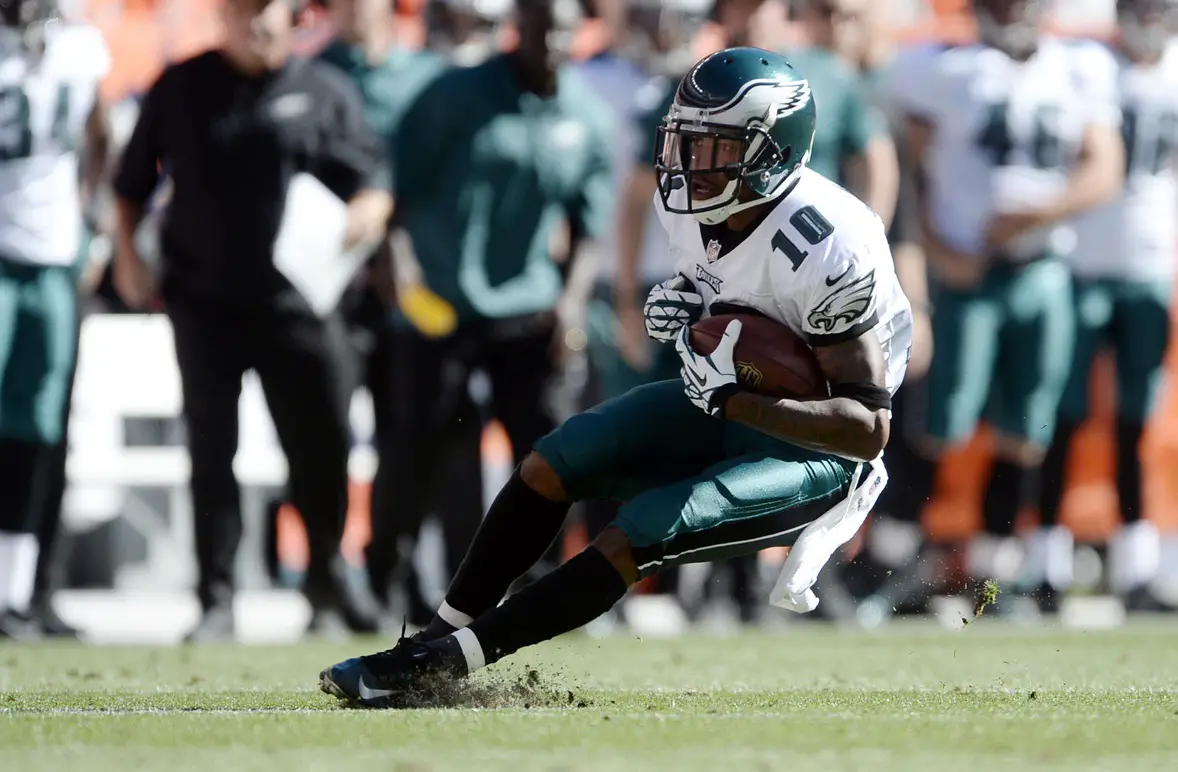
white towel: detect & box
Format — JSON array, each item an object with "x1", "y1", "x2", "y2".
[{"x1": 769, "y1": 457, "x2": 889, "y2": 613}]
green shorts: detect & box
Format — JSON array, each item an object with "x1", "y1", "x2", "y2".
[
  {"x1": 1059, "y1": 277, "x2": 1171, "y2": 424},
  {"x1": 924, "y1": 258, "x2": 1074, "y2": 448},
  {"x1": 585, "y1": 283, "x2": 682, "y2": 400},
  {"x1": 534, "y1": 380, "x2": 856, "y2": 578},
  {"x1": 0, "y1": 258, "x2": 78, "y2": 444}
]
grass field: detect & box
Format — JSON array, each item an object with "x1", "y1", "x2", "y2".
[{"x1": 3, "y1": 621, "x2": 1178, "y2": 771}]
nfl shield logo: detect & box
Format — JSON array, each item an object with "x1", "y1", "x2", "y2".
[{"x1": 706, "y1": 239, "x2": 721, "y2": 263}]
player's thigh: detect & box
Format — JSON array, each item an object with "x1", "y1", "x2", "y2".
[
  {"x1": 1111, "y1": 279, "x2": 1172, "y2": 423},
  {"x1": 923, "y1": 280, "x2": 1003, "y2": 444},
  {"x1": 1057, "y1": 277, "x2": 1112, "y2": 422},
  {"x1": 993, "y1": 259, "x2": 1075, "y2": 447},
  {"x1": 614, "y1": 450, "x2": 856, "y2": 578},
  {"x1": 0, "y1": 265, "x2": 77, "y2": 444},
  {"x1": 534, "y1": 379, "x2": 727, "y2": 503}
]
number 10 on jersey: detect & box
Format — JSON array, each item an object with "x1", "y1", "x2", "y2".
[{"x1": 772, "y1": 205, "x2": 836, "y2": 271}]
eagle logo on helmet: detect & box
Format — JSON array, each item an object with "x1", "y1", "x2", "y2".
[
  {"x1": 776, "y1": 80, "x2": 813, "y2": 118},
  {"x1": 807, "y1": 270, "x2": 877, "y2": 333}
]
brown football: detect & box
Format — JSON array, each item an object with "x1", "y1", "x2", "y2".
[{"x1": 689, "y1": 312, "x2": 828, "y2": 400}]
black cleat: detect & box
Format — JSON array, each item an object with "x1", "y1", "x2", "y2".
[{"x1": 318, "y1": 623, "x2": 468, "y2": 709}]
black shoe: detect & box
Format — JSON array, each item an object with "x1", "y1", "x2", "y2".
[
  {"x1": 0, "y1": 610, "x2": 42, "y2": 642},
  {"x1": 30, "y1": 598, "x2": 80, "y2": 639},
  {"x1": 307, "y1": 556, "x2": 382, "y2": 635},
  {"x1": 1031, "y1": 582, "x2": 1062, "y2": 615},
  {"x1": 1124, "y1": 586, "x2": 1171, "y2": 613},
  {"x1": 184, "y1": 604, "x2": 235, "y2": 643},
  {"x1": 318, "y1": 625, "x2": 468, "y2": 709}
]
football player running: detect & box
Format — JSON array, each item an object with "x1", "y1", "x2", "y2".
[
  {"x1": 1034, "y1": 0, "x2": 1178, "y2": 611},
  {"x1": 887, "y1": 0, "x2": 1124, "y2": 600},
  {"x1": 0, "y1": 1, "x2": 111, "y2": 638},
  {"x1": 319, "y1": 47, "x2": 912, "y2": 707}
]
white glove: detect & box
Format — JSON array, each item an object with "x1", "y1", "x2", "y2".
[
  {"x1": 675, "y1": 319, "x2": 742, "y2": 417},
  {"x1": 644, "y1": 275, "x2": 703, "y2": 343}
]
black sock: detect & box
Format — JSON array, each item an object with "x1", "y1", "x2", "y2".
[
  {"x1": 423, "y1": 467, "x2": 571, "y2": 639},
  {"x1": 1115, "y1": 419, "x2": 1145, "y2": 524},
  {"x1": 983, "y1": 460, "x2": 1034, "y2": 537},
  {"x1": 1039, "y1": 418, "x2": 1078, "y2": 528},
  {"x1": 0, "y1": 439, "x2": 51, "y2": 532},
  {"x1": 464, "y1": 547, "x2": 628, "y2": 667}
]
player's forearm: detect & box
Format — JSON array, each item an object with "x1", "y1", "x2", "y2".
[
  {"x1": 860, "y1": 137, "x2": 900, "y2": 230},
  {"x1": 114, "y1": 196, "x2": 145, "y2": 254},
  {"x1": 893, "y1": 242, "x2": 929, "y2": 310},
  {"x1": 614, "y1": 168, "x2": 657, "y2": 309},
  {"x1": 1046, "y1": 146, "x2": 1124, "y2": 221},
  {"x1": 724, "y1": 392, "x2": 889, "y2": 462}
]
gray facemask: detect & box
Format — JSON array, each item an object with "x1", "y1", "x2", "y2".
[
  {"x1": 1120, "y1": 12, "x2": 1173, "y2": 60},
  {"x1": 976, "y1": 8, "x2": 1040, "y2": 58}
]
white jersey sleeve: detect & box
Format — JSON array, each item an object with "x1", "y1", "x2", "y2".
[
  {"x1": 1067, "y1": 40, "x2": 1120, "y2": 129},
  {"x1": 884, "y1": 45, "x2": 948, "y2": 121}
]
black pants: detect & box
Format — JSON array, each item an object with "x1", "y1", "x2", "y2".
[
  {"x1": 166, "y1": 287, "x2": 353, "y2": 611},
  {"x1": 365, "y1": 316, "x2": 556, "y2": 595}
]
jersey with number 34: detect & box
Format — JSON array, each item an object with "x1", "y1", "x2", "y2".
[
  {"x1": 655, "y1": 167, "x2": 913, "y2": 394},
  {"x1": 0, "y1": 25, "x2": 110, "y2": 266}
]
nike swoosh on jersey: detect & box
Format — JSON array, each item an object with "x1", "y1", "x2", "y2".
[
  {"x1": 826, "y1": 267, "x2": 853, "y2": 286},
  {"x1": 357, "y1": 677, "x2": 394, "y2": 700}
]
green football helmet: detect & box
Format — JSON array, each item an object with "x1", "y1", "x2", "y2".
[{"x1": 655, "y1": 47, "x2": 816, "y2": 225}]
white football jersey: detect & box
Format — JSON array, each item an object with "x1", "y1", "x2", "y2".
[
  {"x1": 0, "y1": 25, "x2": 110, "y2": 267},
  {"x1": 887, "y1": 38, "x2": 1120, "y2": 260},
  {"x1": 656, "y1": 168, "x2": 913, "y2": 394},
  {"x1": 1070, "y1": 42, "x2": 1178, "y2": 282}
]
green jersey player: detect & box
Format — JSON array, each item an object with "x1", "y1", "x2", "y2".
[{"x1": 319, "y1": 46, "x2": 912, "y2": 707}]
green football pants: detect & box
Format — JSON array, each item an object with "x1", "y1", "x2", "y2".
[
  {"x1": 1059, "y1": 277, "x2": 1171, "y2": 423},
  {"x1": 585, "y1": 283, "x2": 682, "y2": 400},
  {"x1": 534, "y1": 380, "x2": 856, "y2": 578},
  {"x1": 924, "y1": 258, "x2": 1074, "y2": 447},
  {"x1": 0, "y1": 258, "x2": 78, "y2": 445}
]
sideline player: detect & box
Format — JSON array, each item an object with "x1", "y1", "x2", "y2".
[
  {"x1": 319, "y1": 47, "x2": 913, "y2": 706},
  {"x1": 1033, "y1": 0, "x2": 1178, "y2": 611},
  {"x1": 0, "y1": 2, "x2": 110, "y2": 639},
  {"x1": 888, "y1": 0, "x2": 1124, "y2": 597}
]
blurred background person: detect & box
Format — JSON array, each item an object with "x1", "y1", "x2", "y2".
[
  {"x1": 426, "y1": 0, "x2": 510, "y2": 65},
  {"x1": 365, "y1": 0, "x2": 615, "y2": 634},
  {"x1": 572, "y1": 0, "x2": 712, "y2": 632},
  {"x1": 888, "y1": 0, "x2": 1124, "y2": 612},
  {"x1": 0, "y1": 2, "x2": 111, "y2": 640},
  {"x1": 791, "y1": 0, "x2": 898, "y2": 228},
  {"x1": 315, "y1": 0, "x2": 454, "y2": 629},
  {"x1": 1034, "y1": 0, "x2": 1178, "y2": 613},
  {"x1": 111, "y1": 0, "x2": 392, "y2": 641},
  {"x1": 814, "y1": 0, "x2": 934, "y2": 627}
]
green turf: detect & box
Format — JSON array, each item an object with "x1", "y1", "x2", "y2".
[{"x1": 3, "y1": 622, "x2": 1178, "y2": 771}]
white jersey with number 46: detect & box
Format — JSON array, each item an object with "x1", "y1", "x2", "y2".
[
  {"x1": 0, "y1": 25, "x2": 110, "y2": 266},
  {"x1": 886, "y1": 38, "x2": 1120, "y2": 261},
  {"x1": 1071, "y1": 41, "x2": 1178, "y2": 283},
  {"x1": 655, "y1": 167, "x2": 913, "y2": 394}
]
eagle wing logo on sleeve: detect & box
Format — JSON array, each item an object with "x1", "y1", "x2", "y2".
[{"x1": 807, "y1": 269, "x2": 876, "y2": 333}]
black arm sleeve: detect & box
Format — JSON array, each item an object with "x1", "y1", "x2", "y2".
[
  {"x1": 313, "y1": 68, "x2": 391, "y2": 200},
  {"x1": 112, "y1": 70, "x2": 167, "y2": 204}
]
